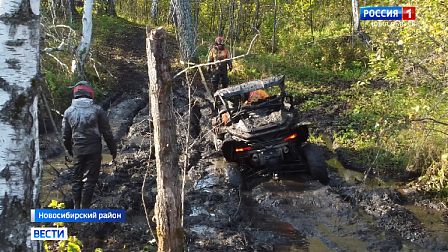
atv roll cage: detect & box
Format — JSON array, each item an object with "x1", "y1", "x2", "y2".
[{"x1": 213, "y1": 75, "x2": 291, "y2": 121}]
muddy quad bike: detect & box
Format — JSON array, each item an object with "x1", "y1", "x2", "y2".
[{"x1": 211, "y1": 75, "x2": 329, "y2": 183}]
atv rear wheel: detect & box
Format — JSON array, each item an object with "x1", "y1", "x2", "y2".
[{"x1": 302, "y1": 143, "x2": 329, "y2": 184}]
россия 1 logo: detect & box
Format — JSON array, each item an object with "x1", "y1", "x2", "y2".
[{"x1": 360, "y1": 7, "x2": 415, "y2": 20}]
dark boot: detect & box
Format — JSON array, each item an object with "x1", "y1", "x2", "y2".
[
  {"x1": 81, "y1": 191, "x2": 93, "y2": 209},
  {"x1": 73, "y1": 191, "x2": 82, "y2": 209}
]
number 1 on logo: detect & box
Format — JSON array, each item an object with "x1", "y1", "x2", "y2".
[{"x1": 402, "y1": 7, "x2": 415, "y2": 20}]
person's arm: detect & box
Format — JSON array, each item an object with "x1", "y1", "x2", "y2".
[
  {"x1": 98, "y1": 109, "x2": 117, "y2": 159},
  {"x1": 62, "y1": 113, "x2": 73, "y2": 156}
]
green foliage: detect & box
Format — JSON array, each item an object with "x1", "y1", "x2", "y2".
[
  {"x1": 44, "y1": 200, "x2": 85, "y2": 252},
  {"x1": 366, "y1": 1, "x2": 447, "y2": 86}
]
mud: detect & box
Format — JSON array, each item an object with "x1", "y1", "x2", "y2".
[
  {"x1": 38, "y1": 26, "x2": 448, "y2": 252},
  {"x1": 40, "y1": 83, "x2": 448, "y2": 250}
]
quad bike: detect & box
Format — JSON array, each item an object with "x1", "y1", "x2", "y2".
[{"x1": 211, "y1": 75, "x2": 329, "y2": 183}]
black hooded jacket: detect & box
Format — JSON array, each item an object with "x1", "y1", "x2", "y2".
[{"x1": 63, "y1": 98, "x2": 117, "y2": 156}]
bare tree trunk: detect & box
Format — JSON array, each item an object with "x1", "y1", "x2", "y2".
[
  {"x1": 146, "y1": 26, "x2": 183, "y2": 252},
  {"x1": 0, "y1": 0, "x2": 42, "y2": 251},
  {"x1": 352, "y1": 0, "x2": 360, "y2": 32},
  {"x1": 68, "y1": 0, "x2": 78, "y2": 17},
  {"x1": 107, "y1": 0, "x2": 117, "y2": 16},
  {"x1": 271, "y1": 0, "x2": 277, "y2": 53},
  {"x1": 235, "y1": 0, "x2": 243, "y2": 41},
  {"x1": 169, "y1": 0, "x2": 177, "y2": 26},
  {"x1": 271, "y1": 0, "x2": 286, "y2": 53},
  {"x1": 76, "y1": 0, "x2": 93, "y2": 79},
  {"x1": 218, "y1": 0, "x2": 224, "y2": 36},
  {"x1": 309, "y1": 0, "x2": 314, "y2": 42},
  {"x1": 172, "y1": 0, "x2": 198, "y2": 63},
  {"x1": 151, "y1": 0, "x2": 158, "y2": 24},
  {"x1": 253, "y1": 0, "x2": 259, "y2": 34},
  {"x1": 194, "y1": 0, "x2": 199, "y2": 31},
  {"x1": 211, "y1": 0, "x2": 217, "y2": 33},
  {"x1": 229, "y1": 0, "x2": 235, "y2": 55}
]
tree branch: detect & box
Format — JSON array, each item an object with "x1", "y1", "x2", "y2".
[
  {"x1": 173, "y1": 34, "x2": 259, "y2": 79},
  {"x1": 46, "y1": 53, "x2": 69, "y2": 71},
  {"x1": 41, "y1": 42, "x2": 67, "y2": 54},
  {"x1": 411, "y1": 117, "x2": 448, "y2": 127},
  {"x1": 48, "y1": 25, "x2": 77, "y2": 35}
]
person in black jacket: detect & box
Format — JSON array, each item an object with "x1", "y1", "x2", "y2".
[{"x1": 63, "y1": 81, "x2": 117, "y2": 209}]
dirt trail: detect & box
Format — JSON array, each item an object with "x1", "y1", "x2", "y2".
[{"x1": 39, "y1": 23, "x2": 448, "y2": 252}]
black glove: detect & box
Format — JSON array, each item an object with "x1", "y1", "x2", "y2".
[
  {"x1": 229, "y1": 66, "x2": 232, "y2": 72},
  {"x1": 111, "y1": 151, "x2": 117, "y2": 160}
]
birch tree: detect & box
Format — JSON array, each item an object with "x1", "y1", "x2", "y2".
[
  {"x1": 172, "y1": 0, "x2": 198, "y2": 63},
  {"x1": 352, "y1": 0, "x2": 360, "y2": 32},
  {"x1": 76, "y1": 0, "x2": 93, "y2": 79},
  {"x1": 151, "y1": 0, "x2": 158, "y2": 24},
  {"x1": 0, "y1": 0, "x2": 42, "y2": 250}
]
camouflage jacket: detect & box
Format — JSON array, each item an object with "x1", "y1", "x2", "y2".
[{"x1": 63, "y1": 98, "x2": 117, "y2": 156}]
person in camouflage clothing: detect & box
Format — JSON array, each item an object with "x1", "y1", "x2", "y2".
[
  {"x1": 63, "y1": 81, "x2": 117, "y2": 209},
  {"x1": 208, "y1": 37, "x2": 233, "y2": 92}
]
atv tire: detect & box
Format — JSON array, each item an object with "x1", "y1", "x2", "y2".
[{"x1": 302, "y1": 143, "x2": 329, "y2": 184}]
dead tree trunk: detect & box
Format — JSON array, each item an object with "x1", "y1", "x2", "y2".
[{"x1": 146, "y1": 26, "x2": 183, "y2": 252}]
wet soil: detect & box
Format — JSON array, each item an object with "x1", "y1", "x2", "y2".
[{"x1": 39, "y1": 22, "x2": 448, "y2": 252}]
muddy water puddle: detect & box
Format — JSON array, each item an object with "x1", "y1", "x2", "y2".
[
  {"x1": 241, "y1": 191, "x2": 310, "y2": 251},
  {"x1": 326, "y1": 158, "x2": 399, "y2": 188},
  {"x1": 405, "y1": 204, "x2": 448, "y2": 247},
  {"x1": 40, "y1": 154, "x2": 114, "y2": 206}
]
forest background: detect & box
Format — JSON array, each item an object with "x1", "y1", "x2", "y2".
[{"x1": 40, "y1": 0, "x2": 448, "y2": 198}]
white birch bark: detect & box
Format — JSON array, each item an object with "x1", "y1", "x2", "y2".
[
  {"x1": 151, "y1": 0, "x2": 158, "y2": 23},
  {"x1": 0, "y1": 0, "x2": 42, "y2": 251},
  {"x1": 352, "y1": 0, "x2": 360, "y2": 32},
  {"x1": 77, "y1": 0, "x2": 93, "y2": 77}
]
